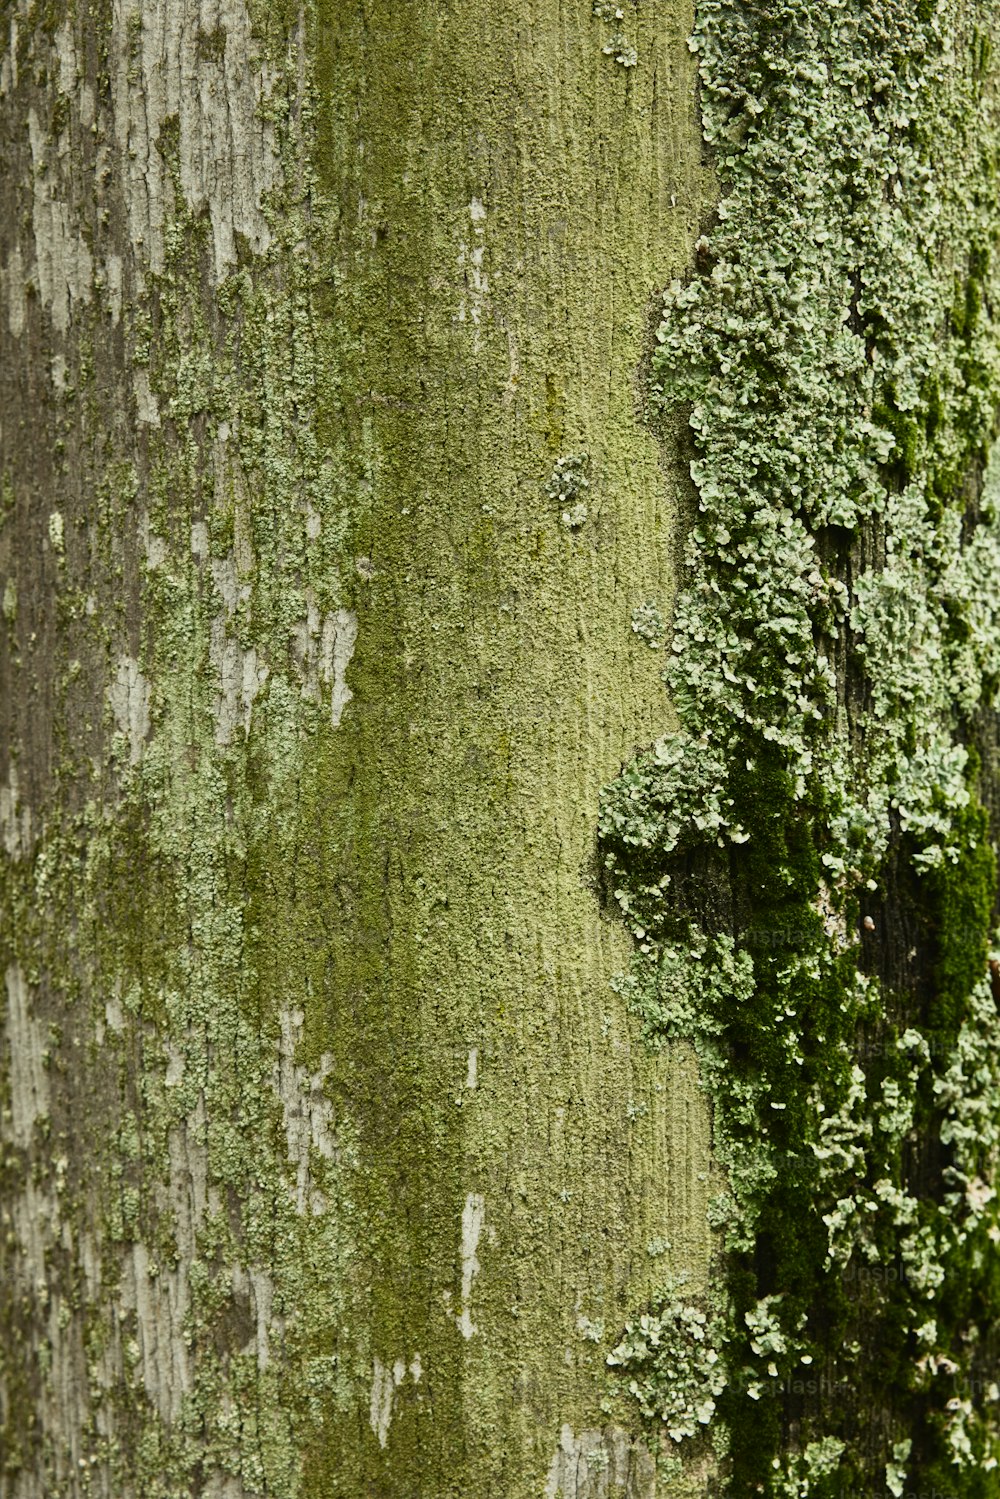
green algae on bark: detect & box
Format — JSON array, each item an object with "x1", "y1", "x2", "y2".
[{"x1": 1, "y1": 0, "x2": 716, "y2": 1494}]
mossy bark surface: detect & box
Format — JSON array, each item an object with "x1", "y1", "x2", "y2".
[
  {"x1": 0, "y1": 2, "x2": 713, "y2": 1495},
  {"x1": 10, "y1": 2, "x2": 1000, "y2": 1495}
]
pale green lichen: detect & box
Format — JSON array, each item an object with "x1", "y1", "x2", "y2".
[
  {"x1": 775, "y1": 1438, "x2": 846, "y2": 1499},
  {"x1": 602, "y1": 0, "x2": 1000, "y2": 1492},
  {"x1": 593, "y1": 2, "x2": 639, "y2": 67},
  {"x1": 546, "y1": 451, "x2": 591, "y2": 529},
  {"x1": 607, "y1": 1275, "x2": 727, "y2": 1441},
  {"x1": 630, "y1": 600, "x2": 666, "y2": 649}
]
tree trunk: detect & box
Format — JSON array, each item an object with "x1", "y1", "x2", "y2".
[
  {"x1": 1, "y1": 2, "x2": 714, "y2": 1494},
  {"x1": 7, "y1": 1, "x2": 1000, "y2": 1497}
]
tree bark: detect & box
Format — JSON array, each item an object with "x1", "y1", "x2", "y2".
[
  {"x1": 1, "y1": 2, "x2": 713, "y2": 1495},
  {"x1": 9, "y1": 1, "x2": 1000, "y2": 1496}
]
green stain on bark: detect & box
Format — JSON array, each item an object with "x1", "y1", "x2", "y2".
[{"x1": 1, "y1": 0, "x2": 717, "y2": 1494}]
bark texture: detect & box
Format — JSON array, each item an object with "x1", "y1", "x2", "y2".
[{"x1": 0, "y1": 2, "x2": 713, "y2": 1495}]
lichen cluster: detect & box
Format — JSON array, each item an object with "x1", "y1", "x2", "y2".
[
  {"x1": 607, "y1": 1274, "x2": 728, "y2": 1441},
  {"x1": 601, "y1": 0, "x2": 1000, "y2": 1492},
  {"x1": 546, "y1": 451, "x2": 592, "y2": 529},
  {"x1": 592, "y1": 2, "x2": 639, "y2": 68}
]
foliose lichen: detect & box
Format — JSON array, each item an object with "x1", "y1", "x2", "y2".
[
  {"x1": 546, "y1": 451, "x2": 592, "y2": 529},
  {"x1": 630, "y1": 600, "x2": 667, "y2": 649},
  {"x1": 601, "y1": 0, "x2": 1000, "y2": 1492},
  {"x1": 607, "y1": 1274, "x2": 727, "y2": 1442},
  {"x1": 593, "y1": 2, "x2": 639, "y2": 68}
]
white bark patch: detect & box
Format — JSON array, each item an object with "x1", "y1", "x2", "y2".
[
  {"x1": 54, "y1": 19, "x2": 77, "y2": 95},
  {"x1": 368, "y1": 1352, "x2": 422, "y2": 1448},
  {"x1": 230, "y1": 1263, "x2": 277, "y2": 1370},
  {"x1": 211, "y1": 624, "x2": 268, "y2": 745},
  {"x1": 209, "y1": 555, "x2": 267, "y2": 745},
  {"x1": 292, "y1": 598, "x2": 358, "y2": 727},
  {"x1": 205, "y1": 1475, "x2": 251, "y2": 1499},
  {"x1": 133, "y1": 367, "x2": 161, "y2": 426},
  {"x1": 94, "y1": 987, "x2": 126, "y2": 1047},
  {"x1": 78, "y1": 78, "x2": 95, "y2": 127},
  {"x1": 103, "y1": 252, "x2": 124, "y2": 323},
  {"x1": 0, "y1": 9, "x2": 18, "y2": 95},
  {"x1": 107, "y1": 654, "x2": 151, "y2": 765},
  {"x1": 163, "y1": 1041, "x2": 184, "y2": 1087},
  {"x1": 274, "y1": 1007, "x2": 337, "y2": 1215},
  {"x1": 5, "y1": 1173, "x2": 95, "y2": 1483},
  {"x1": 0, "y1": 1129, "x2": 80, "y2": 1468},
  {"x1": 324, "y1": 609, "x2": 359, "y2": 727},
  {"x1": 105, "y1": 993, "x2": 125, "y2": 1034},
  {"x1": 815, "y1": 880, "x2": 849, "y2": 952},
  {"x1": 100, "y1": 1047, "x2": 275, "y2": 1437},
  {"x1": 457, "y1": 1191, "x2": 485, "y2": 1340},
  {"x1": 27, "y1": 107, "x2": 93, "y2": 334},
  {"x1": 79, "y1": 1230, "x2": 102, "y2": 1300},
  {"x1": 4, "y1": 964, "x2": 49, "y2": 1147},
  {"x1": 109, "y1": 0, "x2": 281, "y2": 281},
  {"x1": 191, "y1": 519, "x2": 210, "y2": 560},
  {"x1": 248, "y1": 1267, "x2": 276, "y2": 1369},
  {"x1": 211, "y1": 553, "x2": 241, "y2": 614},
  {"x1": 369, "y1": 1356, "x2": 396, "y2": 1448},
  {"x1": 120, "y1": 1094, "x2": 218, "y2": 1424},
  {"x1": 124, "y1": 1239, "x2": 193, "y2": 1422},
  {"x1": 4, "y1": 243, "x2": 27, "y2": 337},
  {"x1": 456, "y1": 197, "x2": 489, "y2": 348},
  {"x1": 144, "y1": 529, "x2": 169, "y2": 570},
  {"x1": 466, "y1": 1046, "x2": 478, "y2": 1090},
  {"x1": 204, "y1": 1478, "x2": 249, "y2": 1499},
  {"x1": 544, "y1": 1425, "x2": 657, "y2": 1499},
  {"x1": 8, "y1": 1177, "x2": 56, "y2": 1301},
  {"x1": 1, "y1": 764, "x2": 33, "y2": 860}
]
